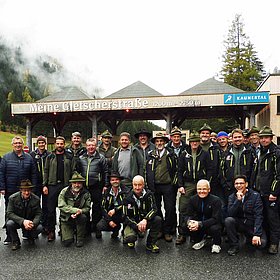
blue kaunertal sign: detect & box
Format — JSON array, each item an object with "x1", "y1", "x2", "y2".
[{"x1": 224, "y1": 92, "x2": 269, "y2": 104}]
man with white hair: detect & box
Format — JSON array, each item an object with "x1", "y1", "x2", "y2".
[{"x1": 185, "y1": 179, "x2": 223, "y2": 254}]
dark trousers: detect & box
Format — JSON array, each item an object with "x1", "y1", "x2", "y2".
[
  {"x1": 47, "y1": 184, "x2": 64, "y2": 232},
  {"x1": 154, "y1": 183, "x2": 176, "y2": 234},
  {"x1": 123, "y1": 215, "x2": 162, "y2": 245},
  {"x1": 89, "y1": 187, "x2": 103, "y2": 229},
  {"x1": 6, "y1": 220, "x2": 43, "y2": 243},
  {"x1": 262, "y1": 197, "x2": 280, "y2": 245},
  {"x1": 186, "y1": 224, "x2": 222, "y2": 245},
  {"x1": 225, "y1": 217, "x2": 267, "y2": 248},
  {"x1": 96, "y1": 217, "x2": 121, "y2": 233}
]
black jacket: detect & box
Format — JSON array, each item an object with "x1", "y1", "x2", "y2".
[
  {"x1": 178, "y1": 145, "x2": 210, "y2": 186},
  {"x1": 227, "y1": 188, "x2": 263, "y2": 236},
  {"x1": 77, "y1": 151, "x2": 109, "y2": 189},
  {"x1": 145, "y1": 148, "x2": 177, "y2": 192},
  {"x1": 122, "y1": 189, "x2": 157, "y2": 231},
  {"x1": 255, "y1": 142, "x2": 280, "y2": 197},
  {"x1": 186, "y1": 193, "x2": 222, "y2": 229},
  {"x1": 101, "y1": 185, "x2": 128, "y2": 224}
]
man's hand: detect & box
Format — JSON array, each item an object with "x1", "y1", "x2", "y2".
[
  {"x1": 23, "y1": 220, "x2": 34, "y2": 230},
  {"x1": 137, "y1": 219, "x2": 147, "y2": 232},
  {"x1": 269, "y1": 194, "x2": 277, "y2": 201},
  {"x1": 109, "y1": 221, "x2": 117, "y2": 228},
  {"x1": 178, "y1": 187, "x2": 185, "y2": 195},
  {"x1": 71, "y1": 209, "x2": 82, "y2": 219},
  {"x1": 43, "y1": 186, "x2": 48, "y2": 195},
  {"x1": 252, "y1": 236, "x2": 261, "y2": 246},
  {"x1": 108, "y1": 209, "x2": 115, "y2": 217},
  {"x1": 236, "y1": 191, "x2": 244, "y2": 201}
]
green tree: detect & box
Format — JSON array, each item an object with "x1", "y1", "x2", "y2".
[{"x1": 221, "y1": 14, "x2": 265, "y2": 91}]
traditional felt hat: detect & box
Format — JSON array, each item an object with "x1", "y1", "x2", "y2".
[
  {"x1": 151, "y1": 132, "x2": 169, "y2": 144},
  {"x1": 170, "y1": 126, "x2": 182, "y2": 136},
  {"x1": 134, "y1": 128, "x2": 152, "y2": 138},
  {"x1": 108, "y1": 171, "x2": 124, "y2": 180},
  {"x1": 69, "y1": 171, "x2": 86, "y2": 182},
  {"x1": 259, "y1": 126, "x2": 274, "y2": 137},
  {"x1": 18, "y1": 179, "x2": 34, "y2": 189},
  {"x1": 188, "y1": 132, "x2": 200, "y2": 142},
  {"x1": 101, "y1": 130, "x2": 113, "y2": 138},
  {"x1": 242, "y1": 129, "x2": 250, "y2": 137},
  {"x1": 248, "y1": 126, "x2": 260, "y2": 135},
  {"x1": 198, "y1": 123, "x2": 212, "y2": 133}
]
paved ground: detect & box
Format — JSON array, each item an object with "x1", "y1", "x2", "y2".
[{"x1": 0, "y1": 195, "x2": 279, "y2": 280}]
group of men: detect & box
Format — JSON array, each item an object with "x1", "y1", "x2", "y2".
[{"x1": 0, "y1": 123, "x2": 279, "y2": 256}]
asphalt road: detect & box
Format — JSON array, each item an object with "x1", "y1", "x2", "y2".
[{"x1": 0, "y1": 195, "x2": 278, "y2": 280}]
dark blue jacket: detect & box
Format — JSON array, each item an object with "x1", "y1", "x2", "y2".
[
  {"x1": 0, "y1": 151, "x2": 37, "y2": 194},
  {"x1": 227, "y1": 188, "x2": 263, "y2": 236}
]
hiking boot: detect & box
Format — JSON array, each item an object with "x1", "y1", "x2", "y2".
[
  {"x1": 211, "y1": 244, "x2": 221, "y2": 254},
  {"x1": 164, "y1": 234, "x2": 173, "y2": 242},
  {"x1": 175, "y1": 235, "x2": 186, "y2": 245},
  {"x1": 268, "y1": 244, "x2": 279, "y2": 254},
  {"x1": 146, "y1": 243, "x2": 160, "y2": 253},
  {"x1": 47, "y1": 231, "x2": 55, "y2": 242},
  {"x1": 192, "y1": 239, "x2": 208, "y2": 250},
  {"x1": 76, "y1": 240, "x2": 84, "y2": 247},
  {"x1": 127, "y1": 242, "x2": 135, "y2": 248},
  {"x1": 227, "y1": 246, "x2": 239, "y2": 256},
  {"x1": 11, "y1": 241, "x2": 21, "y2": 251}
]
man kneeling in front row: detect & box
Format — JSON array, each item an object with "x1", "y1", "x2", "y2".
[
  {"x1": 225, "y1": 175, "x2": 267, "y2": 256},
  {"x1": 58, "y1": 171, "x2": 91, "y2": 247},
  {"x1": 185, "y1": 179, "x2": 223, "y2": 254},
  {"x1": 6, "y1": 179, "x2": 43, "y2": 251},
  {"x1": 122, "y1": 175, "x2": 161, "y2": 253}
]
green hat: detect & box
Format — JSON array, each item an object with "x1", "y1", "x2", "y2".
[
  {"x1": 18, "y1": 179, "x2": 34, "y2": 189},
  {"x1": 170, "y1": 126, "x2": 182, "y2": 136},
  {"x1": 248, "y1": 126, "x2": 260, "y2": 135},
  {"x1": 259, "y1": 126, "x2": 274, "y2": 137},
  {"x1": 101, "y1": 130, "x2": 113, "y2": 138},
  {"x1": 151, "y1": 132, "x2": 169, "y2": 144},
  {"x1": 199, "y1": 123, "x2": 212, "y2": 133},
  {"x1": 188, "y1": 132, "x2": 200, "y2": 142},
  {"x1": 69, "y1": 171, "x2": 86, "y2": 182}
]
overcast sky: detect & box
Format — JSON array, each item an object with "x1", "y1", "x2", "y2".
[{"x1": 0, "y1": 0, "x2": 279, "y2": 98}]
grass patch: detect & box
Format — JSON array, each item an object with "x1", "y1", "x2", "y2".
[{"x1": 0, "y1": 131, "x2": 26, "y2": 156}]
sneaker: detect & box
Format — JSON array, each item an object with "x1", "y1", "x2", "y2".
[
  {"x1": 4, "y1": 237, "x2": 11, "y2": 245},
  {"x1": 176, "y1": 235, "x2": 186, "y2": 245},
  {"x1": 127, "y1": 242, "x2": 135, "y2": 248},
  {"x1": 11, "y1": 241, "x2": 21, "y2": 251},
  {"x1": 227, "y1": 246, "x2": 239, "y2": 256},
  {"x1": 164, "y1": 234, "x2": 173, "y2": 242},
  {"x1": 211, "y1": 244, "x2": 221, "y2": 254},
  {"x1": 192, "y1": 239, "x2": 207, "y2": 250},
  {"x1": 268, "y1": 244, "x2": 279, "y2": 254},
  {"x1": 146, "y1": 243, "x2": 160, "y2": 253}
]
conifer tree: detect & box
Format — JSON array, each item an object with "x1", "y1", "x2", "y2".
[{"x1": 221, "y1": 14, "x2": 265, "y2": 91}]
